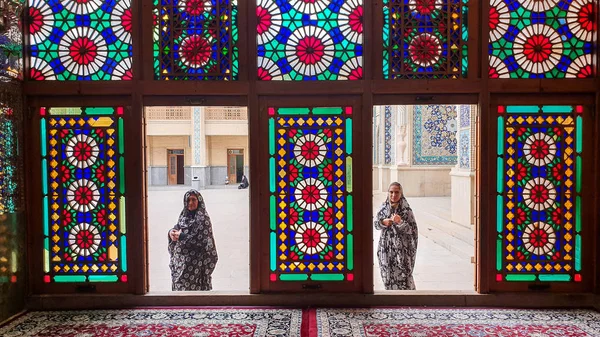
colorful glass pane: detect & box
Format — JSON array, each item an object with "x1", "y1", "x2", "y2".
[
  {"x1": 153, "y1": 0, "x2": 239, "y2": 80},
  {"x1": 27, "y1": 0, "x2": 133, "y2": 80},
  {"x1": 257, "y1": 0, "x2": 363, "y2": 81},
  {"x1": 0, "y1": 1, "x2": 24, "y2": 80},
  {"x1": 0, "y1": 104, "x2": 17, "y2": 214},
  {"x1": 496, "y1": 105, "x2": 582, "y2": 283},
  {"x1": 489, "y1": 0, "x2": 597, "y2": 78},
  {"x1": 383, "y1": 0, "x2": 468, "y2": 79},
  {"x1": 41, "y1": 107, "x2": 127, "y2": 283},
  {"x1": 269, "y1": 107, "x2": 354, "y2": 282}
]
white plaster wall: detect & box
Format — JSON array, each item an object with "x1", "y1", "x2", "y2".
[
  {"x1": 146, "y1": 121, "x2": 191, "y2": 136},
  {"x1": 450, "y1": 169, "x2": 475, "y2": 226},
  {"x1": 205, "y1": 121, "x2": 248, "y2": 136},
  {"x1": 372, "y1": 166, "x2": 451, "y2": 197}
]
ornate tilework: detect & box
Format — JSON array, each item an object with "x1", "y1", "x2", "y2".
[
  {"x1": 412, "y1": 105, "x2": 458, "y2": 166},
  {"x1": 193, "y1": 107, "x2": 201, "y2": 165},
  {"x1": 459, "y1": 105, "x2": 471, "y2": 128},
  {"x1": 384, "y1": 106, "x2": 392, "y2": 164},
  {"x1": 459, "y1": 129, "x2": 470, "y2": 169}
]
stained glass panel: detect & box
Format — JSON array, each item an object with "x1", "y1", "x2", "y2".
[
  {"x1": 269, "y1": 107, "x2": 354, "y2": 282},
  {"x1": 0, "y1": 1, "x2": 24, "y2": 80},
  {"x1": 257, "y1": 0, "x2": 363, "y2": 81},
  {"x1": 496, "y1": 105, "x2": 582, "y2": 283},
  {"x1": 153, "y1": 0, "x2": 238, "y2": 80},
  {"x1": 41, "y1": 107, "x2": 127, "y2": 283},
  {"x1": 0, "y1": 103, "x2": 18, "y2": 215},
  {"x1": 27, "y1": 0, "x2": 133, "y2": 80},
  {"x1": 489, "y1": 0, "x2": 597, "y2": 78},
  {"x1": 383, "y1": 0, "x2": 468, "y2": 79}
]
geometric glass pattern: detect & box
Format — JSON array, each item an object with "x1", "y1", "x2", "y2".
[
  {"x1": 489, "y1": 0, "x2": 597, "y2": 78},
  {"x1": 257, "y1": 0, "x2": 363, "y2": 80},
  {"x1": 496, "y1": 105, "x2": 583, "y2": 283},
  {"x1": 383, "y1": 0, "x2": 468, "y2": 79},
  {"x1": 0, "y1": 1, "x2": 24, "y2": 80},
  {"x1": 153, "y1": 0, "x2": 238, "y2": 80},
  {"x1": 268, "y1": 106, "x2": 354, "y2": 282},
  {"x1": 0, "y1": 103, "x2": 18, "y2": 215},
  {"x1": 27, "y1": 0, "x2": 133, "y2": 80},
  {"x1": 40, "y1": 107, "x2": 127, "y2": 283}
]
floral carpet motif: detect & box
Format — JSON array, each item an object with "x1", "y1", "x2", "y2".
[
  {"x1": 0, "y1": 308, "x2": 303, "y2": 337},
  {"x1": 315, "y1": 308, "x2": 600, "y2": 337}
]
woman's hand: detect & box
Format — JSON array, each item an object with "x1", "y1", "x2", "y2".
[
  {"x1": 169, "y1": 229, "x2": 181, "y2": 241},
  {"x1": 392, "y1": 214, "x2": 401, "y2": 224}
]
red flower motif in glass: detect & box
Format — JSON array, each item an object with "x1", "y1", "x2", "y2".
[
  {"x1": 523, "y1": 35, "x2": 552, "y2": 63},
  {"x1": 181, "y1": 35, "x2": 211, "y2": 67},
  {"x1": 257, "y1": 6, "x2": 272, "y2": 35},
  {"x1": 297, "y1": 36, "x2": 325, "y2": 65},
  {"x1": 69, "y1": 37, "x2": 98, "y2": 66}
]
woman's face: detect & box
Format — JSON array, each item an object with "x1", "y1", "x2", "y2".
[
  {"x1": 187, "y1": 195, "x2": 199, "y2": 211},
  {"x1": 388, "y1": 185, "x2": 402, "y2": 203}
]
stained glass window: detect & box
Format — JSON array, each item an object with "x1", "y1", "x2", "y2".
[
  {"x1": 257, "y1": 0, "x2": 363, "y2": 81},
  {"x1": 154, "y1": 0, "x2": 238, "y2": 80},
  {"x1": 383, "y1": 0, "x2": 468, "y2": 79},
  {"x1": 41, "y1": 107, "x2": 128, "y2": 283},
  {"x1": 489, "y1": 0, "x2": 597, "y2": 78},
  {"x1": 268, "y1": 106, "x2": 354, "y2": 282},
  {"x1": 0, "y1": 1, "x2": 24, "y2": 80},
  {"x1": 0, "y1": 103, "x2": 17, "y2": 214},
  {"x1": 496, "y1": 105, "x2": 583, "y2": 283},
  {"x1": 27, "y1": 0, "x2": 133, "y2": 80}
]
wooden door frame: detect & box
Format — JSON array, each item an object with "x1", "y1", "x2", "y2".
[{"x1": 227, "y1": 149, "x2": 244, "y2": 184}]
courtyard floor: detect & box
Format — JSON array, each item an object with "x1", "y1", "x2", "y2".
[{"x1": 148, "y1": 186, "x2": 475, "y2": 292}]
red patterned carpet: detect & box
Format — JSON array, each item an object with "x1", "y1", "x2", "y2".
[
  {"x1": 2, "y1": 308, "x2": 600, "y2": 337},
  {"x1": 0, "y1": 308, "x2": 304, "y2": 337},
  {"x1": 313, "y1": 308, "x2": 600, "y2": 337}
]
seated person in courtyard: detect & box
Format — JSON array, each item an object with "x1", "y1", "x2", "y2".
[
  {"x1": 374, "y1": 182, "x2": 419, "y2": 290},
  {"x1": 168, "y1": 189, "x2": 218, "y2": 291},
  {"x1": 238, "y1": 175, "x2": 249, "y2": 189}
]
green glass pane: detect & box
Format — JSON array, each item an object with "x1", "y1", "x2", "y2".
[
  {"x1": 280, "y1": 274, "x2": 309, "y2": 281},
  {"x1": 120, "y1": 196, "x2": 126, "y2": 234},
  {"x1": 270, "y1": 232, "x2": 276, "y2": 271},
  {"x1": 120, "y1": 157, "x2": 126, "y2": 194},
  {"x1": 346, "y1": 118, "x2": 352, "y2": 155},
  {"x1": 40, "y1": 119, "x2": 47, "y2": 157},
  {"x1": 269, "y1": 118, "x2": 275, "y2": 156},
  {"x1": 54, "y1": 275, "x2": 87, "y2": 283},
  {"x1": 497, "y1": 195, "x2": 503, "y2": 233},
  {"x1": 505, "y1": 274, "x2": 537, "y2": 282},
  {"x1": 347, "y1": 234, "x2": 353, "y2": 271},
  {"x1": 121, "y1": 235, "x2": 127, "y2": 272},
  {"x1": 539, "y1": 274, "x2": 571, "y2": 282},
  {"x1": 576, "y1": 156, "x2": 581, "y2": 193},
  {"x1": 497, "y1": 158, "x2": 503, "y2": 193},
  {"x1": 346, "y1": 157, "x2": 353, "y2": 193},
  {"x1": 496, "y1": 239, "x2": 502, "y2": 271},
  {"x1": 44, "y1": 239, "x2": 50, "y2": 273},
  {"x1": 575, "y1": 234, "x2": 581, "y2": 272},
  {"x1": 88, "y1": 275, "x2": 119, "y2": 282},
  {"x1": 43, "y1": 196, "x2": 49, "y2": 236},
  {"x1": 42, "y1": 159, "x2": 48, "y2": 195},
  {"x1": 49, "y1": 107, "x2": 82, "y2": 115},
  {"x1": 313, "y1": 107, "x2": 342, "y2": 115},
  {"x1": 542, "y1": 106, "x2": 573, "y2": 113},
  {"x1": 576, "y1": 196, "x2": 581, "y2": 232},
  {"x1": 497, "y1": 117, "x2": 504, "y2": 156},
  {"x1": 576, "y1": 116, "x2": 582, "y2": 153},
  {"x1": 506, "y1": 106, "x2": 539, "y2": 113},
  {"x1": 347, "y1": 195, "x2": 353, "y2": 232},
  {"x1": 86, "y1": 107, "x2": 115, "y2": 115},
  {"x1": 0, "y1": 276, "x2": 8, "y2": 283},
  {"x1": 269, "y1": 158, "x2": 276, "y2": 193},
  {"x1": 278, "y1": 108, "x2": 310, "y2": 115},
  {"x1": 311, "y1": 274, "x2": 344, "y2": 281},
  {"x1": 118, "y1": 118, "x2": 125, "y2": 155},
  {"x1": 270, "y1": 195, "x2": 276, "y2": 230}
]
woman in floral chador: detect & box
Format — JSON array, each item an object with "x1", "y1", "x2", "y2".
[
  {"x1": 374, "y1": 182, "x2": 418, "y2": 290},
  {"x1": 168, "y1": 189, "x2": 218, "y2": 291}
]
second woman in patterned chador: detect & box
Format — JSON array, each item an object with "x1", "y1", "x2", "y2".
[
  {"x1": 168, "y1": 189, "x2": 218, "y2": 291},
  {"x1": 374, "y1": 182, "x2": 419, "y2": 290}
]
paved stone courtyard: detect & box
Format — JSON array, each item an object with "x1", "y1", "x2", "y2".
[{"x1": 148, "y1": 187, "x2": 474, "y2": 292}]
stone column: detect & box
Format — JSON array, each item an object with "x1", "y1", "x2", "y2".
[
  {"x1": 191, "y1": 107, "x2": 209, "y2": 188},
  {"x1": 450, "y1": 105, "x2": 475, "y2": 227}
]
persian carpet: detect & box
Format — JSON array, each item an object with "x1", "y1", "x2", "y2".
[
  {"x1": 0, "y1": 308, "x2": 303, "y2": 337},
  {"x1": 314, "y1": 308, "x2": 600, "y2": 337}
]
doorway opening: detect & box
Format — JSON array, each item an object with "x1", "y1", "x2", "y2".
[
  {"x1": 372, "y1": 104, "x2": 478, "y2": 292},
  {"x1": 145, "y1": 105, "x2": 250, "y2": 293}
]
